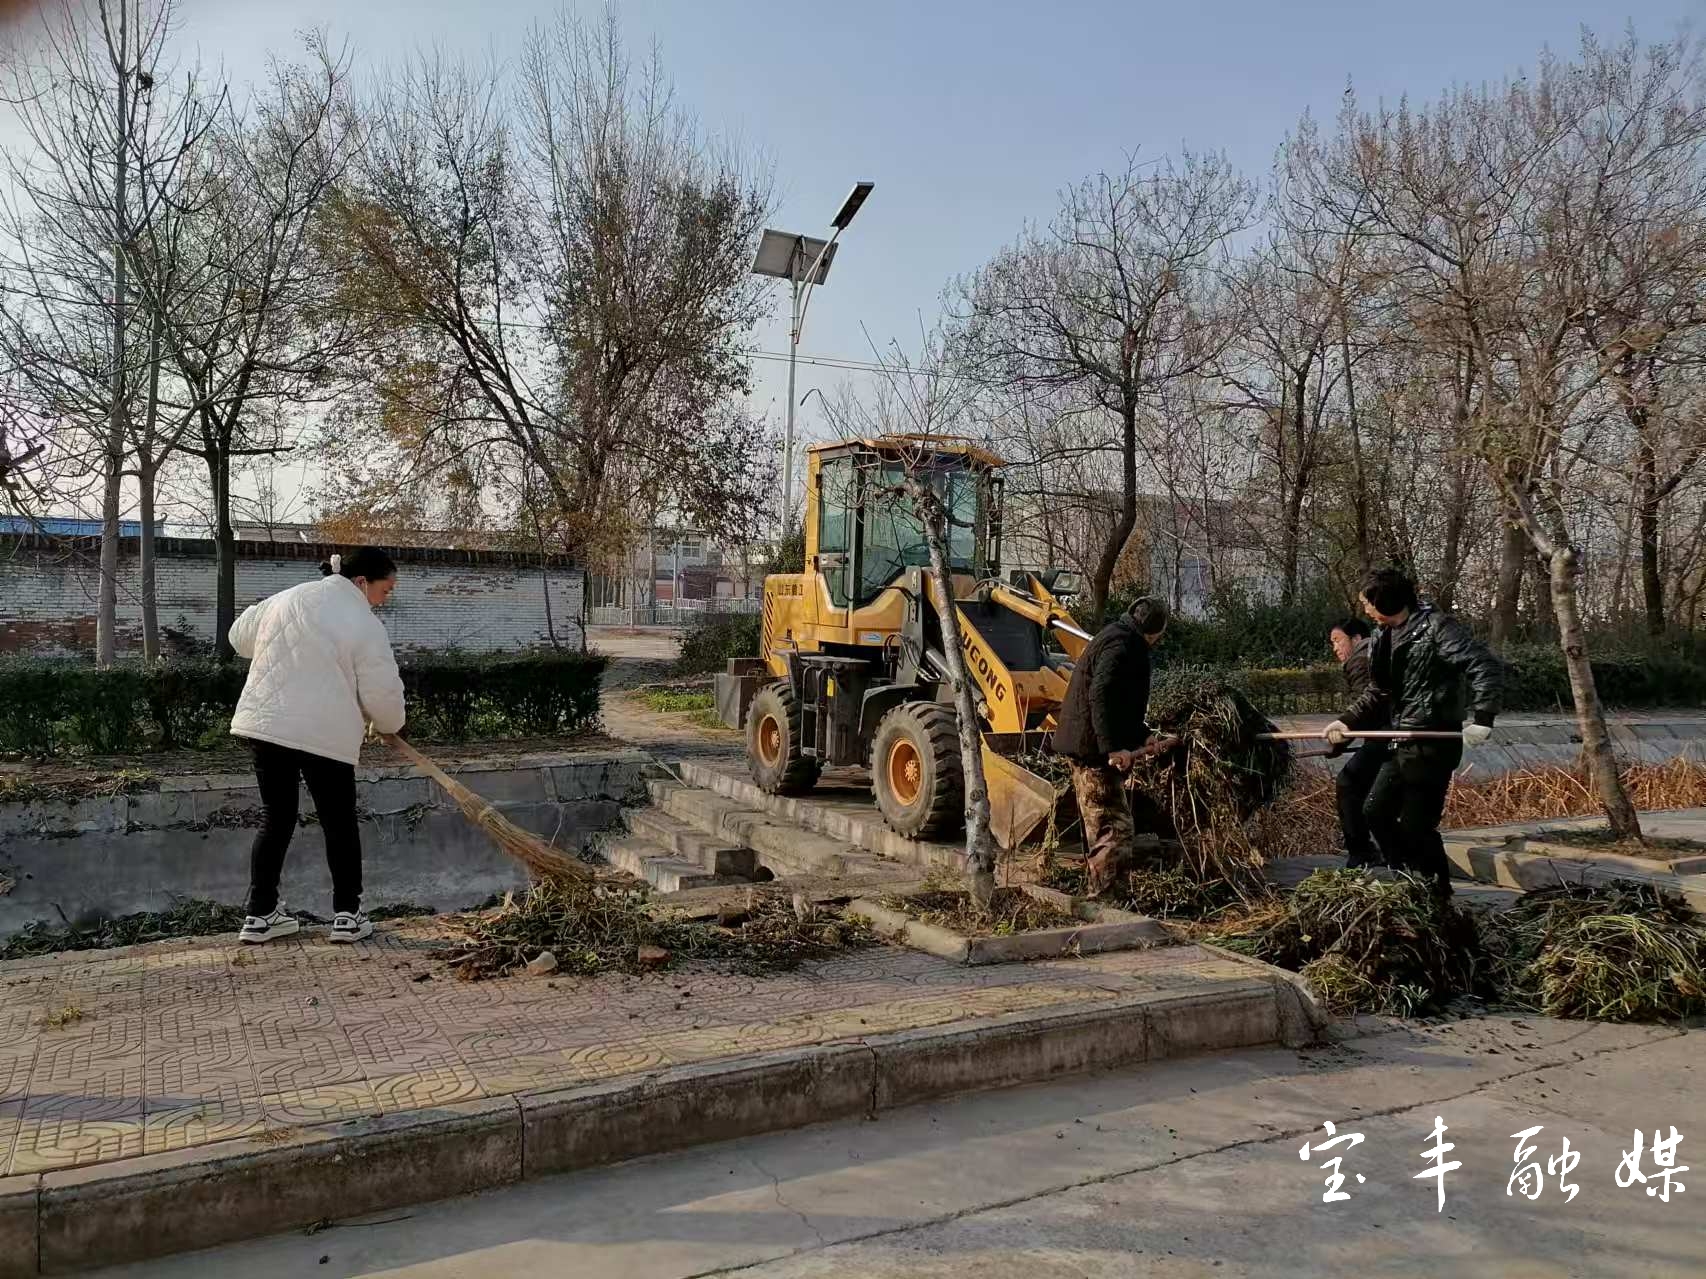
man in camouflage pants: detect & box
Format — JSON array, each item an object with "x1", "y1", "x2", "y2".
[{"x1": 1051, "y1": 597, "x2": 1171, "y2": 895}]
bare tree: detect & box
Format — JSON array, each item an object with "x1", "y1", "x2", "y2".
[
  {"x1": 324, "y1": 10, "x2": 773, "y2": 570},
  {"x1": 820, "y1": 334, "x2": 1000, "y2": 906},
  {"x1": 955, "y1": 152, "x2": 1256, "y2": 622},
  {"x1": 0, "y1": 0, "x2": 212, "y2": 662},
  {"x1": 143, "y1": 34, "x2": 357, "y2": 658},
  {"x1": 1306, "y1": 36, "x2": 1706, "y2": 836}
]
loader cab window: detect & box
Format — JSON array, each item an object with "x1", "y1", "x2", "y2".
[
  {"x1": 856, "y1": 463, "x2": 983, "y2": 604},
  {"x1": 816, "y1": 457, "x2": 855, "y2": 607}
]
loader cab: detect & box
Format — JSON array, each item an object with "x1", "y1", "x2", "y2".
[{"x1": 805, "y1": 438, "x2": 1004, "y2": 611}]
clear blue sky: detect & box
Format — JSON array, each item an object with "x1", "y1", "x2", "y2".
[{"x1": 57, "y1": 0, "x2": 1706, "y2": 511}]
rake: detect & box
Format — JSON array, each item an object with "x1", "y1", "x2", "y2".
[{"x1": 385, "y1": 736, "x2": 592, "y2": 883}]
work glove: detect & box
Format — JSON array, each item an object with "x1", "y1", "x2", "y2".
[
  {"x1": 1462, "y1": 721, "x2": 1493, "y2": 747},
  {"x1": 364, "y1": 720, "x2": 380, "y2": 745},
  {"x1": 1323, "y1": 720, "x2": 1352, "y2": 746}
]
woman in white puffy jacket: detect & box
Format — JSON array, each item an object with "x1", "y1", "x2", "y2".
[{"x1": 228, "y1": 546, "x2": 406, "y2": 944}]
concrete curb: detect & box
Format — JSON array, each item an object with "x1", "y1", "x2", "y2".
[
  {"x1": 1186, "y1": 937, "x2": 1335, "y2": 1046},
  {"x1": 1442, "y1": 838, "x2": 1706, "y2": 912},
  {"x1": 9, "y1": 976, "x2": 1299, "y2": 1274},
  {"x1": 847, "y1": 891, "x2": 1169, "y2": 965},
  {"x1": 0, "y1": 1174, "x2": 38, "y2": 1279}
]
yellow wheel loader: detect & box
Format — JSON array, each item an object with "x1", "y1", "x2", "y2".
[{"x1": 713, "y1": 435, "x2": 1093, "y2": 849}]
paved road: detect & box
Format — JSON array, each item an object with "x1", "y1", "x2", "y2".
[{"x1": 92, "y1": 1015, "x2": 1704, "y2": 1279}]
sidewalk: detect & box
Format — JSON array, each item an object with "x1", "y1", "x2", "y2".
[{"x1": 0, "y1": 923, "x2": 1294, "y2": 1272}]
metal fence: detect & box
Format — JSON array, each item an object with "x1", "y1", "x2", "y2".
[{"x1": 587, "y1": 599, "x2": 760, "y2": 628}]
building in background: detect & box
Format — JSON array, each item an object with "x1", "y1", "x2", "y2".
[
  {"x1": 585, "y1": 525, "x2": 768, "y2": 626},
  {"x1": 0, "y1": 530, "x2": 585, "y2": 657}
]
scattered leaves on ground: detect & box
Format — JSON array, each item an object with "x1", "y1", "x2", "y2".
[
  {"x1": 880, "y1": 887, "x2": 1075, "y2": 936},
  {"x1": 444, "y1": 879, "x2": 877, "y2": 980},
  {"x1": 1486, "y1": 880, "x2": 1706, "y2": 1022}
]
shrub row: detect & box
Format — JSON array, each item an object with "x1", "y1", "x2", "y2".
[
  {"x1": 1217, "y1": 645, "x2": 1706, "y2": 719},
  {"x1": 674, "y1": 613, "x2": 762, "y2": 676},
  {"x1": 0, "y1": 651, "x2": 608, "y2": 757}
]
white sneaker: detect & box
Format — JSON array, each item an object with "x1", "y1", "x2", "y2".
[
  {"x1": 328, "y1": 911, "x2": 373, "y2": 943},
  {"x1": 239, "y1": 907, "x2": 300, "y2": 945}
]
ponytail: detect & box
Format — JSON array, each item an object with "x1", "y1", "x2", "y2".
[{"x1": 321, "y1": 547, "x2": 395, "y2": 583}]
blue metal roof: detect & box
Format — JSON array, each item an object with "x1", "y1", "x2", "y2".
[{"x1": 0, "y1": 516, "x2": 143, "y2": 536}]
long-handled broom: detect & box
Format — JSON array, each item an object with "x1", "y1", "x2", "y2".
[{"x1": 386, "y1": 736, "x2": 592, "y2": 883}]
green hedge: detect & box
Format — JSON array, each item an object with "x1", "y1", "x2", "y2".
[
  {"x1": 0, "y1": 651, "x2": 608, "y2": 757},
  {"x1": 1220, "y1": 646, "x2": 1706, "y2": 719},
  {"x1": 674, "y1": 613, "x2": 762, "y2": 676}
]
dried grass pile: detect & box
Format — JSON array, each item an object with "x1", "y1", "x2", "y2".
[
  {"x1": 1038, "y1": 859, "x2": 1244, "y2": 920},
  {"x1": 1251, "y1": 758, "x2": 1706, "y2": 863},
  {"x1": 445, "y1": 879, "x2": 874, "y2": 980},
  {"x1": 1487, "y1": 881, "x2": 1706, "y2": 1022},
  {"x1": 1207, "y1": 868, "x2": 1484, "y2": 1016},
  {"x1": 1133, "y1": 673, "x2": 1293, "y2": 835},
  {"x1": 882, "y1": 886, "x2": 1074, "y2": 935},
  {"x1": 0, "y1": 898, "x2": 244, "y2": 959}
]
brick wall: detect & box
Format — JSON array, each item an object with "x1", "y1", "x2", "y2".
[{"x1": 0, "y1": 535, "x2": 586, "y2": 656}]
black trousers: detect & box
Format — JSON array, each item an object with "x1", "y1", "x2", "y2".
[
  {"x1": 245, "y1": 740, "x2": 362, "y2": 916},
  {"x1": 1363, "y1": 739, "x2": 1463, "y2": 891},
  {"x1": 1334, "y1": 744, "x2": 1387, "y2": 867}
]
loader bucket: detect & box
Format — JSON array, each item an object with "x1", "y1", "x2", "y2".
[{"x1": 982, "y1": 732, "x2": 1064, "y2": 851}]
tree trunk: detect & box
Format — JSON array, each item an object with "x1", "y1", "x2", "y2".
[
  {"x1": 97, "y1": 16, "x2": 131, "y2": 668},
  {"x1": 911, "y1": 478, "x2": 996, "y2": 908},
  {"x1": 1279, "y1": 367, "x2": 1310, "y2": 606},
  {"x1": 1529, "y1": 552, "x2": 1554, "y2": 638},
  {"x1": 95, "y1": 446, "x2": 124, "y2": 666},
  {"x1": 1546, "y1": 546, "x2": 1641, "y2": 838},
  {"x1": 1637, "y1": 435, "x2": 1666, "y2": 637},
  {"x1": 1279, "y1": 483, "x2": 1304, "y2": 607},
  {"x1": 1434, "y1": 464, "x2": 1471, "y2": 611},
  {"x1": 137, "y1": 460, "x2": 158, "y2": 662},
  {"x1": 136, "y1": 311, "x2": 166, "y2": 663},
  {"x1": 1090, "y1": 402, "x2": 1140, "y2": 626},
  {"x1": 207, "y1": 435, "x2": 238, "y2": 662},
  {"x1": 1490, "y1": 520, "x2": 1526, "y2": 648},
  {"x1": 1339, "y1": 296, "x2": 1372, "y2": 576}
]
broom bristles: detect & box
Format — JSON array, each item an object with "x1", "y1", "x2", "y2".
[{"x1": 388, "y1": 737, "x2": 592, "y2": 883}]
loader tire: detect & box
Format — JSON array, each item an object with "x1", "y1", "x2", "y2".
[
  {"x1": 747, "y1": 682, "x2": 821, "y2": 796},
  {"x1": 872, "y1": 702, "x2": 964, "y2": 839}
]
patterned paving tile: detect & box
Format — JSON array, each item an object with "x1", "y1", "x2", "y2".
[
  {"x1": 369, "y1": 1065, "x2": 483, "y2": 1113},
  {"x1": 259, "y1": 1081, "x2": 380, "y2": 1127},
  {"x1": 11, "y1": 1059, "x2": 146, "y2": 1172},
  {"x1": 10, "y1": 1112, "x2": 144, "y2": 1172},
  {"x1": 143, "y1": 1100, "x2": 268, "y2": 1154},
  {"x1": 0, "y1": 927, "x2": 1263, "y2": 1174}
]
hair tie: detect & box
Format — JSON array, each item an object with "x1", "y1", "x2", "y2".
[{"x1": 329, "y1": 553, "x2": 342, "y2": 574}]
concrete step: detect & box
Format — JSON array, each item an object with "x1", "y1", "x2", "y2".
[
  {"x1": 623, "y1": 805, "x2": 758, "y2": 877},
  {"x1": 651, "y1": 781, "x2": 886, "y2": 880},
  {"x1": 675, "y1": 758, "x2": 965, "y2": 870},
  {"x1": 601, "y1": 835, "x2": 732, "y2": 892}
]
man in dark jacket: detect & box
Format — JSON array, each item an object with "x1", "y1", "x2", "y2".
[
  {"x1": 1325, "y1": 568, "x2": 1503, "y2": 894},
  {"x1": 1052, "y1": 596, "x2": 1171, "y2": 895},
  {"x1": 1327, "y1": 617, "x2": 1385, "y2": 869}
]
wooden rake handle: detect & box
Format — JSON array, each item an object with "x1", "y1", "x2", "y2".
[
  {"x1": 384, "y1": 734, "x2": 454, "y2": 783},
  {"x1": 1258, "y1": 730, "x2": 1466, "y2": 742}
]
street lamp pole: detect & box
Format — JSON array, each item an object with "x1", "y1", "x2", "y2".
[{"x1": 752, "y1": 181, "x2": 874, "y2": 528}]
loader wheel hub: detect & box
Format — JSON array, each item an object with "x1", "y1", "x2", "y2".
[
  {"x1": 887, "y1": 739, "x2": 923, "y2": 807},
  {"x1": 757, "y1": 715, "x2": 783, "y2": 766}
]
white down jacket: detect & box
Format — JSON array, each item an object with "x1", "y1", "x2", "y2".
[{"x1": 228, "y1": 575, "x2": 406, "y2": 766}]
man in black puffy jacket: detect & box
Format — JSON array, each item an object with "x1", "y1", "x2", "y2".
[
  {"x1": 1327, "y1": 616, "x2": 1385, "y2": 869},
  {"x1": 1052, "y1": 596, "x2": 1171, "y2": 894},
  {"x1": 1324, "y1": 568, "x2": 1503, "y2": 894}
]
